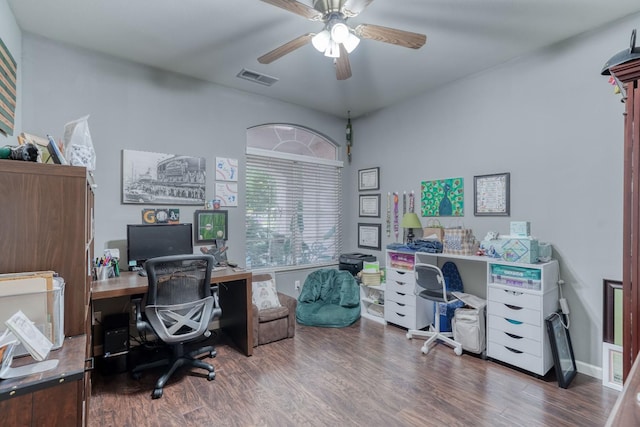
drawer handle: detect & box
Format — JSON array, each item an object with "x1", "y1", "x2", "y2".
[
  {"x1": 505, "y1": 318, "x2": 523, "y2": 325},
  {"x1": 505, "y1": 346, "x2": 523, "y2": 354},
  {"x1": 396, "y1": 313, "x2": 406, "y2": 317},
  {"x1": 395, "y1": 281, "x2": 407, "y2": 286},
  {"x1": 85, "y1": 357, "x2": 95, "y2": 372},
  {"x1": 505, "y1": 332, "x2": 523, "y2": 340},
  {"x1": 504, "y1": 289, "x2": 523, "y2": 296},
  {"x1": 397, "y1": 292, "x2": 406, "y2": 296},
  {"x1": 396, "y1": 271, "x2": 407, "y2": 276},
  {"x1": 504, "y1": 304, "x2": 523, "y2": 311},
  {"x1": 395, "y1": 302, "x2": 406, "y2": 307}
]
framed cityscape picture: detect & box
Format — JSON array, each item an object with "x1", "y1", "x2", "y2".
[{"x1": 122, "y1": 149, "x2": 206, "y2": 205}]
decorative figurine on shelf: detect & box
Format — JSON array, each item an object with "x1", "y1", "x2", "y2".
[
  {"x1": 0, "y1": 143, "x2": 38, "y2": 162},
  {"x1": 200, "y1": 236, "x2": 229, "y2": 266}
]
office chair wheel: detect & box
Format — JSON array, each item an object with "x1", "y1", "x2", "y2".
[
  {"x1": 210, "y1": 349, "x2": 217, "y2": 358},
  {"x1": 207, "y1": 371, "x2": 216, "y2": 381},
  {"x1": 421, "y1": 345, "x2": 430, "y2": 355},
  {"x1": 152, "y1": 388, "x2": 163, "y2": 399},
  {"x1": 454, "y1": 346, "x2": 463, "y2": 356},
  {"x1": 406, "y1": 332, "x2": 412, "y2": 339}
]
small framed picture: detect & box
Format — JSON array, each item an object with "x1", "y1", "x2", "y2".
[
  {"x1": 545, "y1": 312, "x2": 577, "y2": 389},
  {"x1": 602, "y1": 342, "x2": 623, "y2": 391},
  {"x1": 358, "y1": 223, "x2": 381, "y2": 250},
  {"x1": 474, "y1": 172, "x2": 510, "y2": 216},
  {"x1": 358, "y1": 167, "x2": 380, "y2": 191},
  {"x1": 359, "y1": 194, "x2": 381, "y2": 218},
  {"x1": 194, "y1": 210, "x2": 228, "y2": 244}
]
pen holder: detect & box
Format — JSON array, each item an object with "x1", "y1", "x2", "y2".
[{"x1": 95, "y1": 266, "x2": 113, "y2": 281}]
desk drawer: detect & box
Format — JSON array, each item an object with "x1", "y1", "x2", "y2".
[
  {"x1": 487, "y1": 341, "x2": 545, "y2": 375},
  {"x1": 385, "y1": 300, "x2": 416, "y2": 329},
  {"x1": 385, "y1": 288, "x2": 416, "y2": 307},
  {"x1": 488, "y1": 300, "x2": 541, "y2": 327},
  {"x1": 488, "y1": 328, "x2": 541, "y2": 357},
  {"x1": 386, "y1": 269, "x2": 415, "y2": 286},
  {"x1": 487, "y1": 314, "x2": 542, "y2": 342},
  {"x1": 488, "y1": 287, "x2": 541, "y2": 311}
]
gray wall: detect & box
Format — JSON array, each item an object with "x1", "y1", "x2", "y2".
[
  {"x1": 19, "y1": 33, "x2": 346, "y2": 295},
  {"x1": 343, "y1": 13, "x2": 639, "y2": 372}
]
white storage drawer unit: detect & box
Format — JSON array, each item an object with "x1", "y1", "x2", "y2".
[
  {"x1": 384, "y1": 250, "x2": 431, "y2": 330},
  {"x1": 486, "y1": 260, "x2": 559, "y2": 376}
]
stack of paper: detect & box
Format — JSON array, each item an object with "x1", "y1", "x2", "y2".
[{"x1": 4, "y1": 310, "x2": 53, "y2": 361}]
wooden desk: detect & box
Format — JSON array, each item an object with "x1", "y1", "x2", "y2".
[{"x1": 91, "y1": 268, "x2": 253, "y2": 356}]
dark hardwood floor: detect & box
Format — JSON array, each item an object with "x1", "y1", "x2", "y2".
[{"x1": 90, "y1": 318, "x2": 618, "y2": 426}]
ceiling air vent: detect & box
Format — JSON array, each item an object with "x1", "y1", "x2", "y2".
[{"x1": 237, "y1": 68, "x2": 279, "y2": 86}]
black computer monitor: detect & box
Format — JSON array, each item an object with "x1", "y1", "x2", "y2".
[{"x1": 126, "y1": 223, "x2": 193, "y2": 270}]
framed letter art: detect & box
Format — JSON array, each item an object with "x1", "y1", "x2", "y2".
[
  {"x1": 358, "y1": 223, "x2": 381, "y2": 250},
  {"x1": 474, "y1": 172, "x2": 510, "y2": 216},
  {"x1": 359, "y1": 194, "x2": 381, "y2": 218},
  {"x1": 358, "y1": 167, "x2": 380, "y2": 191}
]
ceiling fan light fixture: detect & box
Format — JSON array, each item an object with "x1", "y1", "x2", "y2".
[
  {"x1": 330, "y1": 22, "x2": 350, "y2": 44},
  {"x1": 343, "y1": 32, "x2": 360, "y2": 53},
  {"x1": 324, "y1": 40, "x2": 340, "y2": 58},
  {"x1": 312, "y1": 30, "x2": 330, "y2": 52}
]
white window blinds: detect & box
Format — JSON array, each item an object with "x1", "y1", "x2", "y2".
[{"x1": 245, "y1": 152, "x2": 343, "y2": 269}]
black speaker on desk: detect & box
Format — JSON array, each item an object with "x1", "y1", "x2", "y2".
[{"x1": 101, "y1": 313, "x2": 130, "y2": 374}]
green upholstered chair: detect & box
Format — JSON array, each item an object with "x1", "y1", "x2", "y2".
[{"x1": 295, "y1": 269, "x2": 361, "y2": 327}]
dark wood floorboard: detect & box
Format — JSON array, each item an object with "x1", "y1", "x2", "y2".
[{"x1": 89, "y1": 319, "x2": 619, "y2": 426}]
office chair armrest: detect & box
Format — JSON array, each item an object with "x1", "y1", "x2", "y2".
[{"x1": 132, "y1": 296, "x2": 151, "y2": 333}]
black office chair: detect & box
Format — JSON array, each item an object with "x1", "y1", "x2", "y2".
[
  {"x1": 131, "y1": 254, "x2": 222, "y2": 399},
  {"x1": 406, "y1": 263, "x2": 463, "y2": 356}
]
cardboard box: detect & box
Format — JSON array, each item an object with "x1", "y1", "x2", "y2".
[{"x1": 480, "y1": 238, "x2": 539, "y2": 264}]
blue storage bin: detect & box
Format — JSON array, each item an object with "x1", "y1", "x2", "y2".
[{"x1": 436, "y1": 299, "x2": 465, "y2": 332}]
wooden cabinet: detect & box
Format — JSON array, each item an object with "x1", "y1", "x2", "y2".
[
  {"x1": 0, "y1": 160, "x2": 94, "y2": 426},
  {"x1": 609, "y1": 57, "x2": 640, "y2": 379}
]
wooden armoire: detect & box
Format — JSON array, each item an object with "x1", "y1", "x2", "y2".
[
  {"x1": 611, "y1": 57, "x2": 640, "y2": 381},
  {"x1": 0, "y1": 160, "x2": 95, "y2": 426}
]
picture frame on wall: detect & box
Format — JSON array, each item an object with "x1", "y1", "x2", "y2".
[
  {"x1": 602, "y1": 342, "x2": 623, "y2": 391},
  {"x1": 545, "y1": 312, "x2": 577, "y2": 389},
  {"x1": 358, "y1": 167, "x2": 380, "y2": 191},
  {"x1": 603, "y1": 279, "x2": 623, "y2": 344},
  {"x1": 194, "y1": 210, "x2": 228, "y2": 244},
  {"x1": 474, "y1": 172, "x2": 510, "y2": 216},
  {"x1": 359, "y1": 194, "x2": 381, "y2": 218},
  {"x1": 357, "y1": 223, "x2": 381, "y2": 250}
]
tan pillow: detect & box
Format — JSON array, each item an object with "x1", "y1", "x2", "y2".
[{"x1": 252, "y1": 279, "x2": 281, "y2": 310}]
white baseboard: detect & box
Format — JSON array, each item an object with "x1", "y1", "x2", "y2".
[{"x1": 577, "y1": 360, "x2": 601, "y2": 379}]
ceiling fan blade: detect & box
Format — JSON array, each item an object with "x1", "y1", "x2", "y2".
[
  {"x1": 259, "y1": 0, "x2": 323, "y2": 21},
  {"x1": 335, "y1": 44, "x2": 352, "y2": 80},
  {"x1": 355, "y1": 23, "x2": 426, "y2": 49},
  {"x1": 258, "y1": 33, "x2": 314, "y2": 64},
  {"x1": 341, "y1": 0, "x2": 374, "y2": 18}
]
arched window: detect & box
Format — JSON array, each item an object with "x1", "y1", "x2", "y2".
[{"x1": 246, "y1": 124, "x2": 343, "y2": 269}]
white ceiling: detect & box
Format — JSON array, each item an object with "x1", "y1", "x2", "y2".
[{"x1": 7, "y1": 0, "x2": 640, "y2": 119}]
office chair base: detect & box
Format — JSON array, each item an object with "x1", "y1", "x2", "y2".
[
  {"x1": 132, "y1": 344, "x2": 217, "y2": 399},
  {"x1": 408, "y1": 328, "x2": 463, "y2": 356}
]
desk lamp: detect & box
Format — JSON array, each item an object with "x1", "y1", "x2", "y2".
[{"x1": 401, "y1": 212, "x2": 422, "y2": 244}]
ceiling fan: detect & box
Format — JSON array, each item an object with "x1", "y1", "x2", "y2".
[{"x1": 257, "y1": 0, "x2": 427, "y2": 80}]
